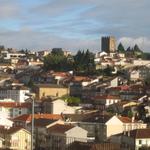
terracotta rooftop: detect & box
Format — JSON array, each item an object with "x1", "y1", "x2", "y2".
[
  {"x1": 117, "y1": 116, "x2": 132, "y2": 123},
  {"x1": 129, "y1": 84, "x2": 143, "y2": 91},
  {"x1": 108, "y1": 87, "x2": 121, "y2": 90},
  {"x1": 94, "y1": 95, "x2": 120, "y2": 100},
  {"x1": 73, "y1": 76, "x2": 91, "y2": 82},
  {"x1": 0, "y1": 102, "x2": 31, "y2": 108},
  {"x1": 129, "y1": 128, "x2": 150, "y2": 139},
  {"x1": 52, "y1": 72, "x2": 69, "y2": 77},
  {"x1": 32, "y1": 118, "x2": 57, "y2": 127},
  {"x1": 47, "y1": 124, "x2": 75, "y2": 134},
  {"x1": 0, "y1": 126, "x2": 28, "y2": 135},
  {"x1": 0, "y1": 86, "x2": 29, "y2": 90},
  {"x1": 13, "y1": 114, "x2": 62, "y2": 122},
  {"x1": 115, "y1": 128, "x2": 150, "y2": 139},
  {"x1": 35, "y1": 84, "x2": 66, "y2": 88},
  {"x1": 119, "y1": 85, "x2": 129, "y2": 91}
]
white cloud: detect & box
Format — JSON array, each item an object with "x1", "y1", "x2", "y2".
[
  {"x1": 118, "y1": 37, "x2": 150, "y2": 52},
  {"x1": 0, "y1": 29, "x2": 100, "y2": 52},
  {"x1": 0, "y1": 0, "x2": 21, "y2": 19},
  {"x1": 0, "y1": 0, "x2": 150, "y2": 52}
]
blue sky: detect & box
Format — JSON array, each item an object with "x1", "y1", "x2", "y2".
[{"x1": 0, "y1": 0, "x2": 150, "y2": 52}]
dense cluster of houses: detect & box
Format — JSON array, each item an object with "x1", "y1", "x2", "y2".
[{"x1": 0, "y1": 46, "x2": 150, "y2": 150}]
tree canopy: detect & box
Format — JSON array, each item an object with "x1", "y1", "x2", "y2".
[
  {"x1": 61, "y1": 96, "x2": 81, "y2": 106},
  {"x1": 51, "y1": 48, "x2": 64, "y2": 56},
  {"x1": 43, "y1": 49, "x2": 95, "y2": 74},
  {"x1": 74, "y1": 50, "x2": 95, "y2": 74}
]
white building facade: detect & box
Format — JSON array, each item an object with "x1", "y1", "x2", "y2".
[{"x1": 0, "y1": 88, "x2": 30, "y2": 102}]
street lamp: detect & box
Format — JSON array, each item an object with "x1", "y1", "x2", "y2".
[{"x1": 25, "y1": 93, "x2": 34, "y2": 150}]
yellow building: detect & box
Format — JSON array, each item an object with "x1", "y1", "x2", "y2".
[
  {"x1": 0, "y1": 127, "x2": 31, "y2": 150},
  {"x1": 35, "y1": 84, "x2": 70, "y2": 100}
]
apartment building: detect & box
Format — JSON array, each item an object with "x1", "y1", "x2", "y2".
[{"x1": 0, "y1": 86, "x2": 30, "y2": 102}]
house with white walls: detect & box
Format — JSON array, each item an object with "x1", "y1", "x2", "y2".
[
  {"x1": 105, "y1": 115, "x2": 147, "y2": 138},
  {"x1": 0, "y1": 102, "x2": 31, "y2": 118},
  {"x1": 47, "y1": 124, "x2": 88, "y2": 149},
  {"x1": 43, "y1": 99, "x2": 81, "y2": 114},
  {"x1": 0, "y1": 86, "x2": 30, "y2": 102},
  {"x1": 110, "y1": 128, "x2": 150, "y2": 150}
]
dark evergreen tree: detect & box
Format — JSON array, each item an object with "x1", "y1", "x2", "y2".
[
  {"x1": 133, "y1": 44, "x2": 141, "y2": 52},
  {"x1": 118, "y1": 42, "x2": 125, "y2": 53},
  {"x1": 126, "y1": 46, "x2": 131, "y2": 51},
  {"x1": 51, "y1": 48, "x2": 64, "y2": 56}
]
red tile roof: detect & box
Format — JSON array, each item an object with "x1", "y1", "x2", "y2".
[
  {"x1": 0, "y1": 102, "x2": 31, "y2": 108},
  {"x1": 52, "y1": 72, "x2": 69, "y2": 77},
  {"x1": 117, "y1": 116, "x2": 132, "y2": 123},
  {"x1": 33, "y1": 118, "x2": 57, "y2": 127},
  {"x1": 130, "y1": 128, "x2": 150, "y2": 139},
  {"x1": 0, "y1": 126, "x2": 28, "y2": 135},
  {"x1": 73, "y1": 76, "x2": 91, "y2": 82},
  {"x1": 94, "y1": 95, "x2": 120, "y2": 100},
  {"x1": 119, "y1": 85, "x2": 129, "y2": 91},
  {"x1": 109, "y1": 87, "x2": 121, "y2": 90},
  {"x1": 47, "y1": 124, "x2": 74, "y2": 134},
  {"x1": 13, "y1": 114, "x2": 62, "y2": 122}
]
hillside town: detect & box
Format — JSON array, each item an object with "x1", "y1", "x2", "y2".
[{"x1": 0, "y1": 36, "x2": 150, "y2": 150}]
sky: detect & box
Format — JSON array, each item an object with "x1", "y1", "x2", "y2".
[{"x1": 0, "y1": 0, "x2": 149, "y2": 52}]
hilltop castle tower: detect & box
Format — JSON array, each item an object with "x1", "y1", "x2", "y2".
[{"x1": 101, "y1": 36, "x2": 116, "y2": 53}]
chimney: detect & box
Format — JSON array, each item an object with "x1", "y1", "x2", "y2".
[{"x1": 132, "y1": 116, "x2": 135, "y2": 123}]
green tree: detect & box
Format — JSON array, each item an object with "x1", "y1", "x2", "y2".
[
  {"x1": 127, "y1": 110, "x2": 133, "y2": 118},
  {"x1": 73, "y1": 49, "x2": 95, "y2": 74},
  {"x1": 51, "y1": 48, "x2": 64, "y2": 56},
  {"x1": 43, "y1": 49, "x2": 95, "y2": 73},
  {"x1": 43, "y1": 52, "x2": 73, "y2": 71},
  {"x1": 126, "y1": 46, "x2": 134, "y2": 58},
  {"x1": 62, "y1": 96, "x2": 81, "y2": 106},
  {"x1": 133, "y1": 44, "x2": 143, "y2": 58},
  {"x1": 118, "y1": 42, "x2": 125, "y2": 53},
  {"x1": 133, "y1": 44, "x2": 141, "y2": 52},
  {"x1": 126, "y1": 46, "x2": 131, "y2": 51}
]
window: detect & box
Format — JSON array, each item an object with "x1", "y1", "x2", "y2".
[{"x1": 139, "y1": 140, "x2": 142, "y2": 144}]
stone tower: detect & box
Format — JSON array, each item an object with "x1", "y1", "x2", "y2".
[{"x1": 101, "y1": 36, "x2": 116, "y2": 53}]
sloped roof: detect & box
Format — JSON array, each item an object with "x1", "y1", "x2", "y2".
[
  {"x1": 13, "y1": 114, "x2": 62, "y2": 122},
  {"x1": 69, "y1": 141, "x2": 120, "y2": 150},
  {"x1": 73, "y1": 76, "x2": 91, "y2": 82},
  {"x1": 130, "y1": 128, "x2": 150, "y2": 139},
  {"x1": 35, "y1": 84, "x2": 66, "y2": 88},
  {"x1": 114, "y1": 128, "x2": 150, "y2": 139},
  {"x1": 117, "y1": 116, "x2": 132, "y2": 123},
  {"x1": 0, "y1": 126, "x2": 29, "y2": 135},
  {"x1": 32, "y1": 118, "x2": 57, "y2": 127},
  {"x1": 94, "y1": 95, "x2": 120, "y2": 100},
  {"x1": 47, "y1": 124, "x2": 74, "y2": 134},
  {"x1": 0, "y1": 102, "x2": 31, "y2": 108}
]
